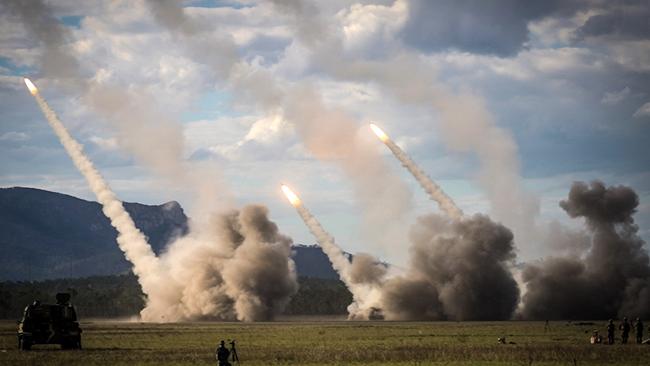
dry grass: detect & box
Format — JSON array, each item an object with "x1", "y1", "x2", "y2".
[{"x1": 0, "y1": 320, "x2": 648, "y2": 365}]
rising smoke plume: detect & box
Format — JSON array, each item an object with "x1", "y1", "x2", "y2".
[
  {"x1": 520, "y1": 181, "x2": 650, "y2": 319},
  {"x1": 380, "y1": 213, "x2": 520, "y2": 320},
  {"x1": 146, "y1": 205, "x2": 298, "y2": 322},
  {"x1": 370, "y1": 123, "x2": 463, "y2": 219},
  {"x1": 2, "y1": 0, "x2": 80, "y2": 81},
  {"x1": 22, "y1": 78, "x2": 171, "y2": 313}
]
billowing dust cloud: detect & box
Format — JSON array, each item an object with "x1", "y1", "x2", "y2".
[
  {"x1": 146, "y1": 205, "x2": 298, "y2": 321},
  {"x1": 520, "y1": 181, "x2": 650, "y2": 319},
  {"x1": 381, "y1": 214, "x2": 519, "y2": 320}
]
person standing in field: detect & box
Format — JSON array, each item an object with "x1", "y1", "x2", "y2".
[
  {"x1": 620, "y1": 317, "x2": 631, "y2": 344},
  {"x1": 216, "y1": 340, "x2": 231, "y2": 366},
  {"x1": 634, "y1": 318, "x2": 644, "y2": 344},
  {"x1": 607, "y1": 319, "x2": 615, "y2": 344}
]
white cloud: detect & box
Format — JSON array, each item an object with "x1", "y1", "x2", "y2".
[
  {"x1": 338, "y1": 0, "x2": 407, "y2": 56},
  {"x1": 188, "y1": 112, "x2": 299, "y2": 162},
  {"x1": 89, "y1": 135, "x2": 118, "y2": 150},
  {"x1": 244, "y1": 113, "x2": 292, "y2": 143},
  {"x1": 606, "y1": 40, "x2": 650, "y2": 73},
  {"x1": 527, "y1": 9, "x2": 597, "y2": 48},
  {"x1": 601, "y1": 86, "x2": 630, "y2": 105},
  {"x1": 633, "y1": 102, "x2": 650, "y2": 118},
  {"x1": 0, "y1": 131, "x2": 29, "y2": 141},
  {"x1": 426, "y1": 46, "x2": 602, "y2": 83}
]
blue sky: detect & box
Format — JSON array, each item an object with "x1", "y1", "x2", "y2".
[{"x1": 1, "y1": 0, "x2": 649, "y2": 265}]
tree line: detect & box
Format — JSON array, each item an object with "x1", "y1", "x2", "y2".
[{"x1": 0, "y1": 275, "x2": 352, "y2": 319}]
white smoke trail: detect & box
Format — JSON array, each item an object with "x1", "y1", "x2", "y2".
[
  {"x1": 281, "y1": 185, "x2": 382, "y2": 318},
  {"x1": 370, "y1": 124, "x2": 463, "y2": 219},
  {"x1": 24, "y1": 78, "x2": 170, "y2": 314}
]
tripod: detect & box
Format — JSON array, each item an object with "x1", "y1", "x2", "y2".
[{"x1": 229, "y1": 340, "x2": 239, "y2": 364}]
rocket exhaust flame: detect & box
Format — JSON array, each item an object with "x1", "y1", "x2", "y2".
[
  {"x1": 369, "y1": 123, "x2": 463, "y2": 219},
  {"x1": 23, "y1": 79, "x2": 166, "y2": 317},
  {"x1": 369, "y1": 123, "x2": 389, "y2": 143},
  {"x1": 280, "y1": 183, "x2": 384, "y2": 319},
  {"x1": 24, "y1": 78, "x2": 38, "y2": 95},
  {"x1": 281, "y1": 184, "x2": 301, "y2": 206}
]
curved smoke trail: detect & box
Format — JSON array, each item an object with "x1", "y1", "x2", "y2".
[
  {"x1": 23, "y1": 78, "x2": 168, "y2": 311},
  {"x1": 370, "y1": 124, "x2": 463, "y2": 219}
]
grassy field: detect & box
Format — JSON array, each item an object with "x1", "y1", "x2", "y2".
[{"x1": 0, "y1": 319, "x2": 648, "y2": 365}]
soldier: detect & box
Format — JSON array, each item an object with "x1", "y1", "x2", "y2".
[
  {"x1": 606, "y1": 319, "x2": 615, "y2": 344},
  {"x1": 216, "y1": 340, "x2": 231, "y2": 366},
  {"x1": 620, "y1": 317, "x2": 631, "y2": 344},
  {"x1": 634, "y1": 318, "x2": 644, "y2": 344}
]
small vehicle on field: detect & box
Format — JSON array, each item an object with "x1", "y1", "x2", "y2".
[{"x1": 17, "y1": 293, "x2": 82, "y2": 350}]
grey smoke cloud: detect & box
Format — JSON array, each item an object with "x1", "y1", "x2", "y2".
[
  {"x1": 145, "y1": 0, "x2": 239, "y2": 79},
  {"x1": 380, "y1": 275, "x2": 443, "y2": 320},
  {"x1": 348, "y1": 253, "x2": 387, "y2": 286},
  {"x1": 144, "y1": 205, "x2": 299, "y2": 322},
  {"x1": 381, "y1": 214, "x2": 519, "y2": 321},
  {"x1": 2, "y1": 0, "x2": 80, "y2": 79},
  {"x1": 146, "y1": 0, "x2": 199, "y2": 35},
  {"x1": 220, "y1": 205, "x2": 299, "y2": 321},
  {"x1": 560, "y1": 180, "x2": 639, "y2": 223},
  {"x1": 521, "y1": 181, "x2": 650, "y2": 319}
]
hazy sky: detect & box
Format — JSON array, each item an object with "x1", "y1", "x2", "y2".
[{"x1": 1, "y1": 0, "x2": 649, "y2": 264}]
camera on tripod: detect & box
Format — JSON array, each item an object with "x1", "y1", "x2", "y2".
[{"x1": 228, "y1": 339, "x2": 239, "y2": 363}]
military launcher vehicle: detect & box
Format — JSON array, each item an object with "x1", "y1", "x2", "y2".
[{"x1": 17, "y1": 293, "x2": 82, "y2": 350}]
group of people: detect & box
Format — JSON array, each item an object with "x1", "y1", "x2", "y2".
[{"x1": 591, "y1": 317, "x2": 646, "y2": 344}]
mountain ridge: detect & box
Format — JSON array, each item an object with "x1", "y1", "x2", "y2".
[{"x1": 0, "y1": 186, "x2": 338, "y2": 281}]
